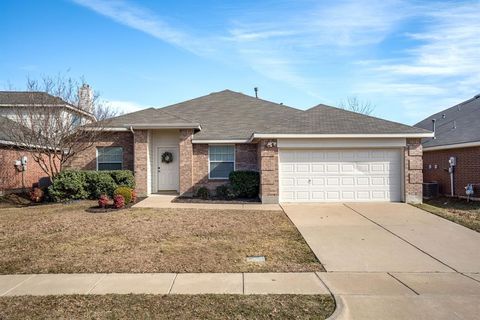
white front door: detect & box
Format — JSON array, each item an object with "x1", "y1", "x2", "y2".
[
  {"x1": 279, "y1": 149, "x2": 402, "y2": 202},
  {"x1": 157, "y1": 147, "x2": 179, "y2": 191}
]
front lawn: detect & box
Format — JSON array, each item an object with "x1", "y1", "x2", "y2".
[
  {"x1": 414, "y1": 197, "x2": 480, "y2": 232},
  {"x1": 0, "y1": 294, "x2": 335, "y2": 320},
  {"x1": 0, "y1": 201, "x2": 322, "y2": 273}
]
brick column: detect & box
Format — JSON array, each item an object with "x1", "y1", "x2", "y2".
[
  {"x1": 179, "y1": 129, "x2": 194, "y2": 196},
  {"x1": 134, "y1": 130, "x2": 148, "y2": 197},
  {"x1": 258, "y1": 139, "x2": 279, "y2": 204},
  {"x1": 405, "y1": 138, "x2": 423, "y2": 204}
]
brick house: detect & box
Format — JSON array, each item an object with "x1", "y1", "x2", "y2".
[
  {"x1": 0, "y1": 89, "x2": 95, "y2": 194},
  {"x1": 415, "y1": 95, "x2": 480, "y2": 199},
  {"x1": 70, "y1": 90, "x2": 432, "y2": 204}
]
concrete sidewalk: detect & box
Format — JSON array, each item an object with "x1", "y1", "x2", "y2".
[
  {"x1": 0, "y1": 272, "x2": 329, "y2": 296},
  {"x1": 133, "y1": 194, "x2": 281, "y2": 211}
]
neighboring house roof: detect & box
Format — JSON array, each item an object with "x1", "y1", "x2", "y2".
[
  {"x1": 0, "y1": 91, "x2": 95, "y2": 119},
  {"x1": 415, "y1": 95, "x2": 480, "y2": 150},
  {"x1": 102, "y1": 89, "x2": 431, "y2": 141},
  {"x1": 0, "y1": 116, "x2": 28, "y2": 146}
]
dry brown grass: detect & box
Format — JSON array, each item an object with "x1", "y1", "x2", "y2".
[
  {"x1": 0, "y1": 294, "x2": 335, "y2": 320},
  {"x1": 0, "y1": 201, "x2": 323, "y2": 274},
  {"x1": 414, "y1": 197, "x2": 480, "y2": 232}
]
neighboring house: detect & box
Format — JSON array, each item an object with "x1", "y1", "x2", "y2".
[
  {"x1": 415, "y1": 94, "x2": 480, "y2": 199},
  {"x1": 70, "y1": 90, "x2": 432, "y2": 204},
  {"x1": 0, "y1": 87, "x2": 95, "y2": 194}
]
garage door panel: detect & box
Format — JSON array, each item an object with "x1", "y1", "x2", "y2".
[{"x1": 279, "y1": 149, "x2": 402, "y2": 202}]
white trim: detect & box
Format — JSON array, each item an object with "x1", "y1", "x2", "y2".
[
  {"x1": 208, "y1": 144, "x2": 236, "y2": 180},
  {"x1": 423, "y1": 141, "x2": 480, "y2": 151},
  {"x1": 193, "y1": 139, "x2": 249, "y2": 144},
  {"x1": 128, "y1": 123, "x2": 201, "y2": 129},
  {"x1": 277, "y1": 138, "x2": 406, "y2": 148},
  {"x1": 0, "y1": 139, "x2": 58, "y2": 150},
  {"x1": 96, "y1": 146, "x2": 123, "y2": 171},
  {"x1": 83, "y1": 127, "x2": 130, "y2": 131},
  {"x1": 251, "y1": 133, "x2": 433, "y2": 141}
]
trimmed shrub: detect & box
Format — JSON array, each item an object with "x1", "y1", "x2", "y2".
[
  {"x1": 48, "y1": 170, "x2": 135, "y2": 202},
  {"x1": 113, "y1": 194, "x2": 125, "y2": 209},
  {"x1": 196, "y1": 187, "x2": 210, "y2": 200},
  {"x1": 109, "y1": 171, "x2": 135, "y2": 189},
  {"x1": 98, "y1": 194, "x2": 109, "y2": 208},
  {"x1": 229, "y1": 171, "x2": 260, "y2": 198},
  {"x1": 215, "y1": 185, "x2": 238, "y2": 200},
  {"x1": 114, "y1": 186, "x2": 133, "y2": 204},
  {"x1": 85, "y1": 171, "x2": 117, "y2": 198},
  {"x1": 48, "y1": 170, "x2": 88, "y2": 202},
  {"x1": 30, "y1": 187, "x2": 44, "y2": 203}
]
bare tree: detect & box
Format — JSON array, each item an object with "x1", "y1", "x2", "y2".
[
  {"x1": 0, "y1": 75, "x2": 118, "y2": 181},
  {"x1": 339, "y1": 96, "x2": 375, "y2": 115}
]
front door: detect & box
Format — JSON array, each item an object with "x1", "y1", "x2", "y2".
[{"x1": 157, "y1": 147, "x2": 179, "y2": 191}]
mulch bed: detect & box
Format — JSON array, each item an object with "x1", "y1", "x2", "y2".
[{"x1": 85, "y1": 197, "x2": 146, "y2": 213}]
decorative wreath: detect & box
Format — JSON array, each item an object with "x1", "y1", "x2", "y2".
[{"x1": 161, "y1": 151, "x2": 173, "y2": 164}]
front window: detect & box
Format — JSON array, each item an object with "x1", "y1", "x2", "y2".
[
  {"x1": 97, "y1": 147, "x2": 123, "y2": 170},
  {"x1": 209, "y1": 145, "x2": 235, "y2": 179}
]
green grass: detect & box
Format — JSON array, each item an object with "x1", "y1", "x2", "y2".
[
  {"x1": 0, "y1": 294, "x2": 335, "y2": 320},
  {"x1": 414, "y1": 197, "x2": 480, "y2": 232}
]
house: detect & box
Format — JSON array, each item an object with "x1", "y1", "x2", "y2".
[
  {"x1": 70, "y1": 90, "x2": 432, "y2": 204},
  {"x1": 0, "y1": 87, "x2": 95, "y2": 194},
  {"x1": 415, "y1": 94, "x2": 480, "y2": 199}
]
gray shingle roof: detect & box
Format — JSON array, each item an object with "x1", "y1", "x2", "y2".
[
  {"x1": 415, "y1": 95, "x2": 480, "y2": 148},
  {"x1": 103, "y1": 90, "x2": 429, "y2": 140},
  {"x1": 0, "y1": 91, "x2": 67, "y2": 105},
  {"x1": 0, "y1": 116, "x2": 29, "y2": 144},
  {"x1": 161, "y1": 90, "x2": 302, "y2": 140},
  {"x1": 99, "y1": 108, "x2": 200, "y2": 129},
  {"x1": 262, "y1": 104, "x2": 430, "y2": 135}
]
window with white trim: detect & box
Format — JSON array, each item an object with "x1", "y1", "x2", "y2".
[
  {"x1": 97, "y1": 147, "x2": 123, "y2": 170},
  {"x1": 209, "y1": 145, "x2": 235, "y2": 179}
]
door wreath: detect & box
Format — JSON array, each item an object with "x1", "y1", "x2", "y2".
[{"x1": 161, "y1": 151, "x2": 173, "y2": 163}]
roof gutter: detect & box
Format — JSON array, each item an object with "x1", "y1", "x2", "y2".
[
  {"x1": 248, "y1": 132, "x2": 434, "y2": 142},
  {"x1": 82, "y1": 123, "x2": 201, "y2": 131},
  {"x1": 423, "y1": 141, "x2": 480, "y2": 152},
  {"x1": 192, "y1": 139, "x2": 250, "y2": 144}
]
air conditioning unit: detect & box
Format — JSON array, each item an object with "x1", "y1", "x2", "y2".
[{"x1": 423, "y1": 182, "x2": 439, "y2": 199}]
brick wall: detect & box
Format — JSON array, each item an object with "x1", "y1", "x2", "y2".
[
  {"x1": 65, "y1": 132, "x2": 134, "y2": 171},
  {"x1": 0, "y1": 146, "x2": 58, "y2": 193},
  {"x1": 179, "y1": 129, "x2": 194, "y2": 196},
  {"x1": 258, "y1": 139, "x2": 279, "y2": 204},
  {"x1": 404, "y1": 138, "x2": 423, "y2": 204},
  {"x1": 423, "y1": 146, "x2": 480, "y2": 197},
  {"x1": 133, "y1": 130, "x2": 148, "y2": 197},
  {"x1": 191, "y1": 143, "x2": 258, "y2": 194}
]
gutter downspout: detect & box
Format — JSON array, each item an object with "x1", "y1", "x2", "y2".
[{"x1": 130, "y1": 126, "x2": 135, "y2": 178}]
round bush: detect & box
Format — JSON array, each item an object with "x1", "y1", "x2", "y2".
[
  {"x1": 85, "y1": 172, "x2": 117, "y2": 198},
  {"x1": 196, "y1": 187, "x2": 209, "y2": 200},
  {"x1": 113, "y1": 194, "x2": 125, "y2": 209},
  {"x1": 114, "y1": 186, "x2": 133, "y2": 204}
]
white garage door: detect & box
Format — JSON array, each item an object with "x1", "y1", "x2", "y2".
[{"x1": 279, "y1": 149, "x2": 402, "y2": 202}]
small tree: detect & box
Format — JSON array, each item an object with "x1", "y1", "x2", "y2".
[
  {"x1": 0, "y1": 75, "x2": 117, "y2": 182},
  {"x1": 339, "y1": 96, "x2": 375, "y2": 115}
]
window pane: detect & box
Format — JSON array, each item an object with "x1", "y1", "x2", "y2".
[
  {"x1": 209, "y1": 145, "x2": 234, "y2": 161},
  {"x1": 98, "y1": 147, "x2": 123, "y2": 163},
  {"x1": 98, "y1": 163, "x2": 122, "y2": 171},
  {"x1": 210, "y1": 162, "x2": 234, "y2": 179}
]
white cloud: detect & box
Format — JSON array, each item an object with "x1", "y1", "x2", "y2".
[{"x1": 71, "y1": 0, "x2": 209, "y2": 55}]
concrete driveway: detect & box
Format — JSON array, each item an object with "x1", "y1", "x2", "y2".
[{"x1": 282, "y1": 203, "x2": 480, "y2": 320}]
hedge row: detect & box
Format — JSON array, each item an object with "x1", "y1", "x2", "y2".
[{"x1": 48, "y1": 170, "x2": 135, "y2": 202}]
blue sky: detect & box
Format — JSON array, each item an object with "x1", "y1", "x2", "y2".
[{"x1": 1, "y1": 0, "x2": 479, "y2": 125}]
